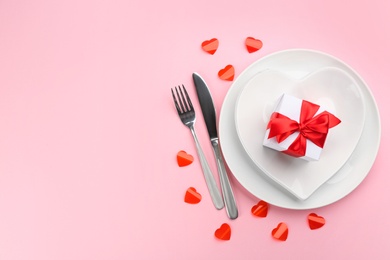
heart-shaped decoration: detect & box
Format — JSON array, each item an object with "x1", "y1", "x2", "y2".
[
  {"x1": 272, "y1": 222, "x2": 288, "y2": 241},
  {"x1": 201, "y1": 38, "x2": 219, "y2": 55},
  {"x1": 177, "y1": 150, "x2": 194, "y2": 167},
  {"x1": 245, "y1": 37, "x2": 263, "y2": 53},
  {"x1": 215, "y1": 223, "x2": 231, "y2": 241},
  {"x1": 184, "y1": 187, "x2": 202, "y2": 204},
  {"x1": 218, "y1": 65, "x2": 235, "y2": 81},
  {"x1": 251, "y1": 200, "x2": 268, "y2": 217},
  {"x1": 308, "y1": 213, "x2": 325, "y2": 230}
]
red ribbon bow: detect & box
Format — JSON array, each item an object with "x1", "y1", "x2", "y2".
[{"x1": 267, "y1": 100, "x2": 341, "y2": 157}]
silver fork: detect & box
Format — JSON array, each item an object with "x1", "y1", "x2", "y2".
[{"x1": 171, "y1": 85, "x2": 224, "y2": 210}]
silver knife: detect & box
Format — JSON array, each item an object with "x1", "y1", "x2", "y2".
[{"x1": 193, "y1": 72, "x2": 238, "y2": 219}]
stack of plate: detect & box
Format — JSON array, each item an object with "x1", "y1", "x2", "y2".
[{"x1": 219, "y1": 49, "x2": 381, "y2": 209}]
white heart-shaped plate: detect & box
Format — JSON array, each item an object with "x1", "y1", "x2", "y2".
[{"x1": 234, "y1": 67, "x2": 365, "y2": 200}]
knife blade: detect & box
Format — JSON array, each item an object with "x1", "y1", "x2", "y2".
[{"x1": 193, "y1": 72, "x2": 238, "y2": 219}]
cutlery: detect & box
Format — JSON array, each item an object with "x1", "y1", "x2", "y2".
[
  {"x1": 192, "y1": 73, "x2": 238, "y2": 219},
  {"x1": 171, "y1": 85, "x2": 224, "y2": 210}
]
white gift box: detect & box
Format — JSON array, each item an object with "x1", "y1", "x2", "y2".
[{"x1": 263, "y1": 94, "x2": 339, "y2": 161}]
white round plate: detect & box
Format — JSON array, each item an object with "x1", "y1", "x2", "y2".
[
  {"x1": 219, "y1": 49, "x2": 381, "y2": 209},
  {"x1": 234, "y1": 67, "x2": 365, "y2": 200}
]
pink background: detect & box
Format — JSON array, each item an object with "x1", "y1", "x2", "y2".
[{"x1": 0, "y1": 0, "x2": 389, "y2": 259}]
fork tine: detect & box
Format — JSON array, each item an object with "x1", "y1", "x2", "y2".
[
  {"x1": 171, "y1": 88, "x2": 181, "y2": 114},
  {"x1": 177, "y1": 85, "x2": 190, "y2": 112},
  {"x1": 175, "y1": 87, "x2": 185, "y2": 113},
  {"x1": 182, "y1": 85, "x2": 193, "y2": 111}
]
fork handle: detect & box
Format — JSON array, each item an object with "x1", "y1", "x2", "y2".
[
  {"x1": 190, "y1": 127, "x2": 224, "y2": 210},
  {"x1": 211, "y1": 139, "x2": 238, "y2": 219}
]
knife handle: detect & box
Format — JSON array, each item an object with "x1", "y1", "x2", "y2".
[
  {"x1": 211, "y1": 139, "x2": 238, "y2": 219},
  {"x1": 190, "y1": 127, "x2": 224, "y2": 210}
]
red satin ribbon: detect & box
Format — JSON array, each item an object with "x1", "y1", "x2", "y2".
[{"x1": 267, "y1": 100, "x2": 341, "y2": 157}]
